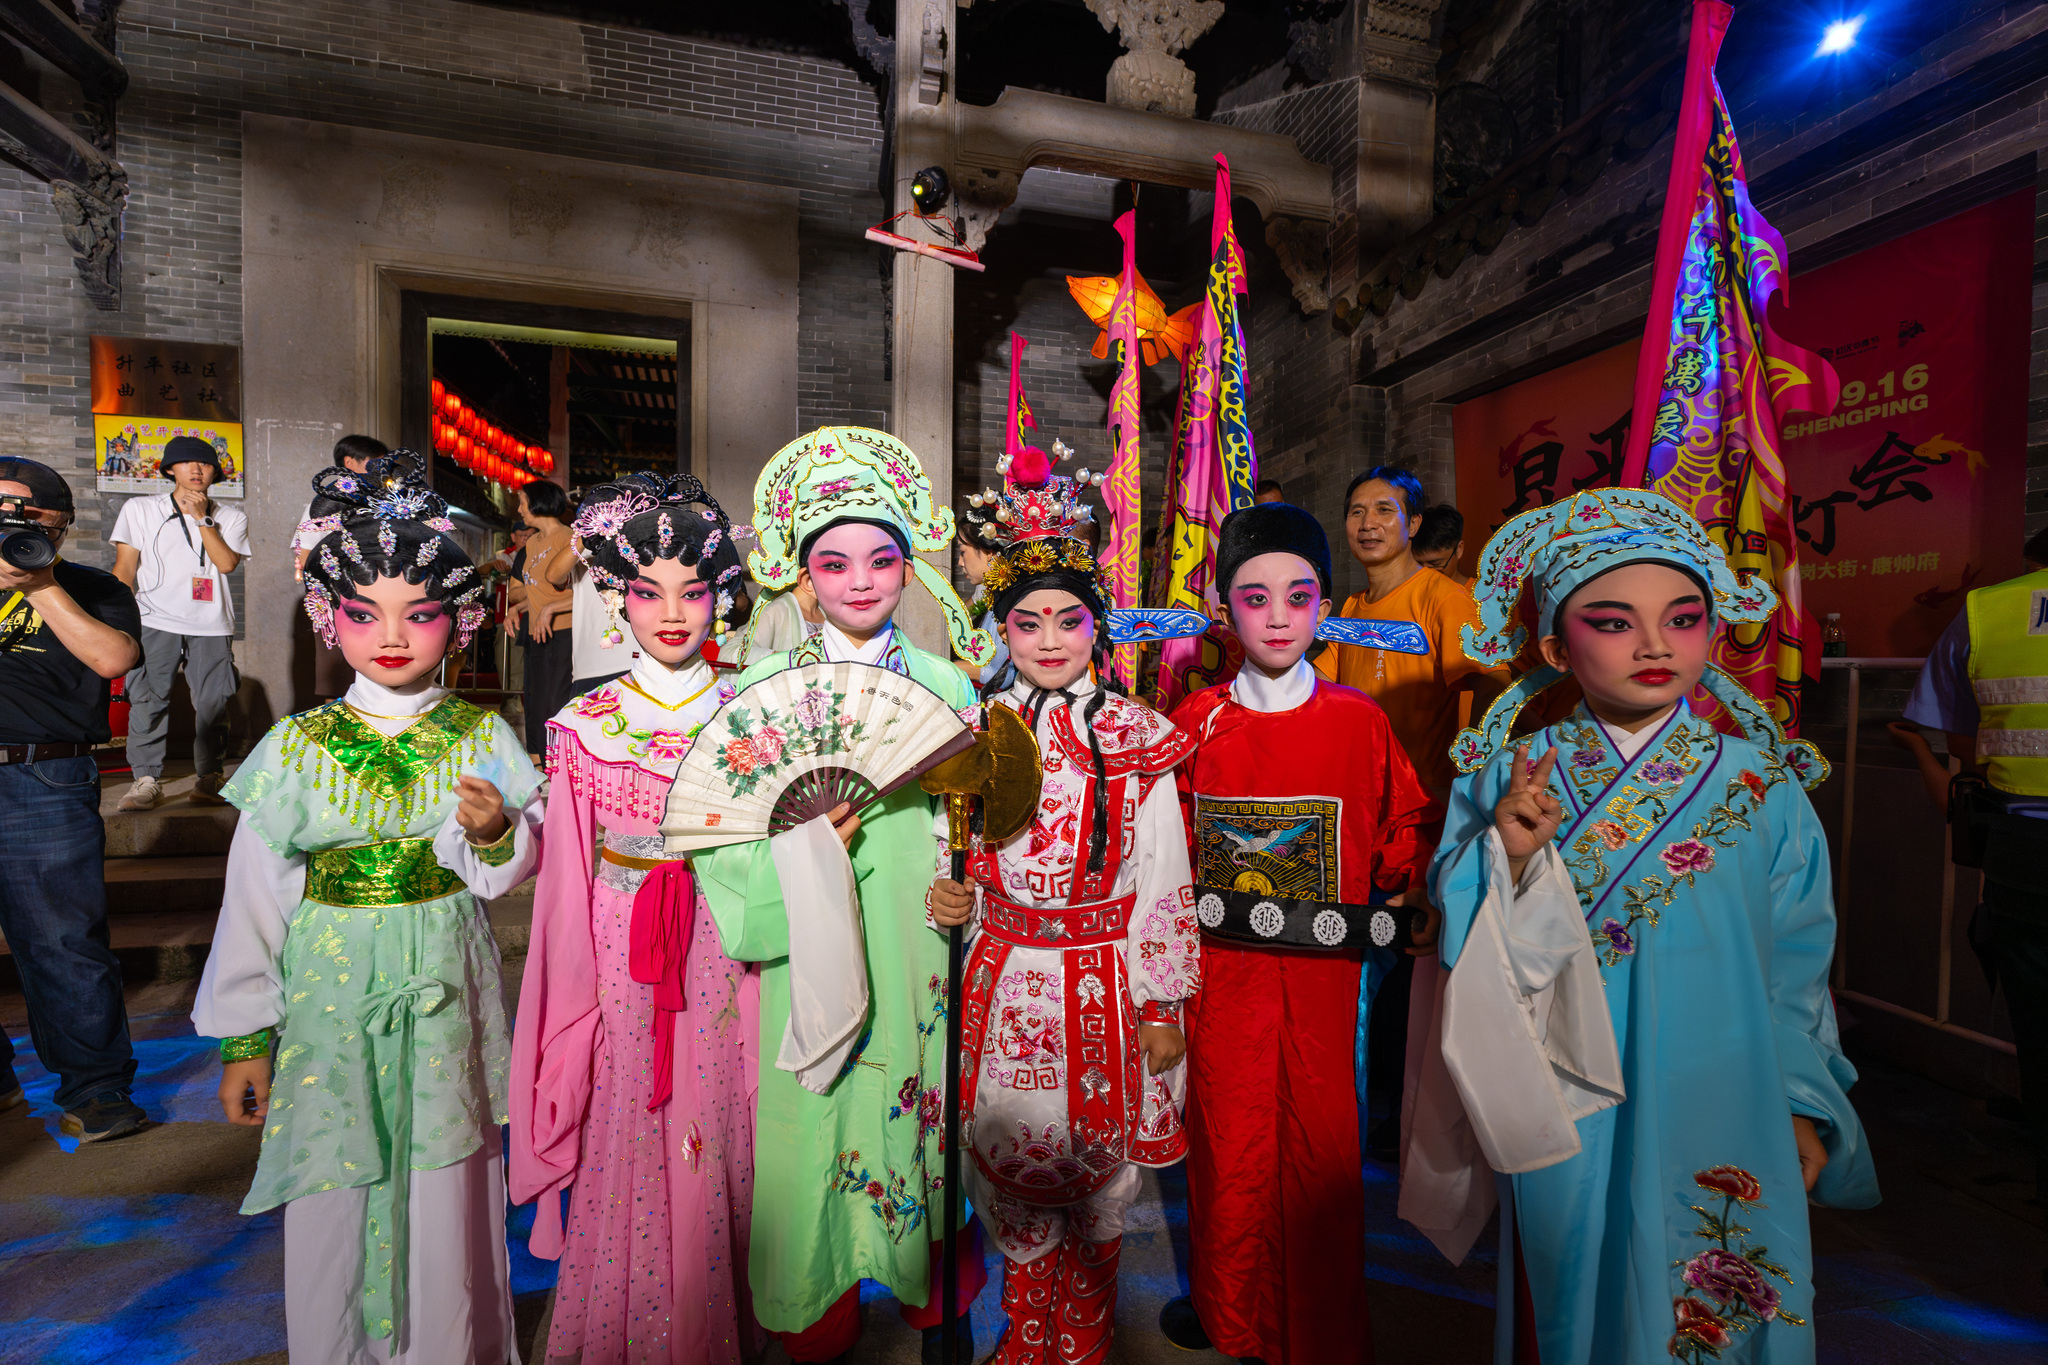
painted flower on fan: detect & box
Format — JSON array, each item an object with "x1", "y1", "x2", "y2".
[
  {"x1": 1682, "y1": 1249, "x2": 1779, "y2": 1319},
  {"x1": 749, "y1": 725, "x2": 788, "y2": 767},
  {"x1": 716, "y1": 681, "x2": 739, "y2": 705},
  {"x1": 1591, "y1": 820, "x2": 1629, "y2": 851},
  {"x1": 1598, "y1": 918, "x2": 1634, "y2": 956},
  {"x1": 639, "y1": 729, "x2": 693, "y2": 762},
  {"x1": 1671, "y1": 1296, "x2": 1733, "y2": 1351},
  {"x1": 722, "y1": 736, "x2": 759, "y2": 775},
  {"x1": 794, "y1": 688, "x2": 834, "y2": 731},
  {"x1": 1695, "y1": 1165, "x2": 1764, "y2": 1204},
  {"x1": 1660, "y1": 839, "x2": 1715, "y2": 876}
]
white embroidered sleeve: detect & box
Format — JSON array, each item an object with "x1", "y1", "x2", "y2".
[{"x1": 1123, "y1": 775, "x2": 1199, "y2": 1013}]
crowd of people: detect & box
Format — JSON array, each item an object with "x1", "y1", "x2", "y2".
[{"x1": 0, "y1": 418, "x2": 1944, "y2": 1364}]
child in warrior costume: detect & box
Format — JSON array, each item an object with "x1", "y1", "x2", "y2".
[
  {"x1": 509, "y1": 472, "x2": 765, "y2": 1365},
  {"x1": 695, "y1": 426, "x2": 997, "y2": 1363},
  {"x1": 1406, "y1": 489, "x2": 1879, "y2": 1364},
  {"x1": 1160, "y1": 503, "x2": 1442, "y2": 1365},
  {"x1": 928, "y1": 451, "x2": 1200, "y2": 1365},
  {"x1": 196, "y1": 454, "x2": 542, "y2": 1365}
]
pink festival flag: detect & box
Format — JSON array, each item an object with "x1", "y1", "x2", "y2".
[
  {"x1": 1153, "y1": 154, "x2": 1258, "y2": 712},
  {"x1": 1005, "y1": 332, "x2": 1038, "y2": 463},
  {"x1": 1620, "y1": 0, "x2": 1838, "y2": 736},
  {"x1": 1104, "y1": 210, "x2": 1144, "y2": 688}
]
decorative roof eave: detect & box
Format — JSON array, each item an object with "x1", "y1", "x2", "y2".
[{"x1": 1330, "y1": 47, "x2": 1684, "y2": 338}]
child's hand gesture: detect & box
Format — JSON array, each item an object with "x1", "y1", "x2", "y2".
[
  {"x1": 454, "y1": 775, "x2": 509, "y2": 845},
  {"x1": 1140, "y1": 1023, "x2": 1187, "y2": 1076},
  {"x1": 220, "y1": 1057, "x2": 271, "y2": 1127},
  {"x1": 929, "y1": 877, "x2": 974, "y2": 929},
  {"x1": 1495, "y1": 743, "x2": 1562, "y2": 883}
]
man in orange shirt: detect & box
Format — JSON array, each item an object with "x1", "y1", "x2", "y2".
[{"x1": 1314, "y1": 466, "x2": 1504, "y2": 1159}]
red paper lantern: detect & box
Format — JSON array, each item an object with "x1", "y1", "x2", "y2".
[
  {"x1": 455, "y1": 434, "x2": 472, "y2": 462},
  {"x1": 431, "y1": 378, "x2": 445, "y2": 404},
  {"x1": 442, "y1": 392, "x2": 461, "y2": 417}
]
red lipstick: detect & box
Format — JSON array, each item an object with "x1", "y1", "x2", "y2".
[
  {"x1": 371, "y1": 655, "x2": 413, "y2": 669},
  {"x1": 1632, "y1": 668, "x2": 1676, "y2": 685}
]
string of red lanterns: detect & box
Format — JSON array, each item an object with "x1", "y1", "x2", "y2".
[{"x1": 428, "y1": 377, "x2": 554, "y2": 488}]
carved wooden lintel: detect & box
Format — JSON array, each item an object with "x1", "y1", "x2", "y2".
[{"x1": 0, "y1": 74, "x2": 125, "y2": 309}]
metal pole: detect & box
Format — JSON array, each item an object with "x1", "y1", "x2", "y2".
[
  {"x1": 1936, "y1": 754, "x2": 1957, "y2": 1024},
  {"x1": 1832, "y1": 664, "x2": 1861, "y2": 990}
]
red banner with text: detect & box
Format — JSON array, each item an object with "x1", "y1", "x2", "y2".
[{"x1": 1453, "y1": 189, "x2": 2032, "y2": 658}]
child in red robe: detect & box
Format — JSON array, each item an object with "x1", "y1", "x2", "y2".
[{"x1": 1163, "y1": 502, "x2": 1442, "y2": 1365}]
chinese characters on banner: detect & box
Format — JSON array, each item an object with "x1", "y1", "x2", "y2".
[
  {"x1": 89, "y1": 336, "x2": 245, "y2": 497},
  {"x1": 1451, "y1": 189, "x2": 2032, "y2": 658}
]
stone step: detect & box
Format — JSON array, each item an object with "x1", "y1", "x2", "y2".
[
  {"x1": 106, "y1": 855, "x2": 228, "y2": 914},
  {"x1": 101, "y1": 765, "x2": 242, "y2": 858}
]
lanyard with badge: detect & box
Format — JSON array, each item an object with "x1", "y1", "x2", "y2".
[{"x1": 169, "y1": 502, "x2": 216, "y2": 603}]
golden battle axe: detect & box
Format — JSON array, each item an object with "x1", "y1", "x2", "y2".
[{"x1": 919, "y1": 702, "x2": 1040, "y2": 1365}]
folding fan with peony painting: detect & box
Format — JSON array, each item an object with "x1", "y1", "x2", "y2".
[{"x1": 659, "y1": 661, "x2": 976, "y2": 855}]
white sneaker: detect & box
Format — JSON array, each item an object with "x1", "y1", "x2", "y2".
[{"x1": 117, "y1": 775, "x2": 164, "y2": 811}]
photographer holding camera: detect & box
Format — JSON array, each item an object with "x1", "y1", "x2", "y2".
[{"x1": 0, "y1": 456, "x2": 147, "y2": 1142}]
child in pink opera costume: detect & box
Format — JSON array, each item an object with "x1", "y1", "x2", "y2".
[{"x1": 510, "y1": 471, "x2": 763, "y2": 1365}]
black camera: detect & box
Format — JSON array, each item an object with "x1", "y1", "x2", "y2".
[{"x1": 0, "y1": 494, "x2": 56, "y2": 571}]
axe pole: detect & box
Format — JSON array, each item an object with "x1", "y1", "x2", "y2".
[{"x1": 942, "y1": 794, "x2": 969, "y2": 1365}]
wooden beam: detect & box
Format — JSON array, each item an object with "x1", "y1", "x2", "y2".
[
  {"x1": 566, "y1": 375, "x2": 674, "y2": 396},
  {"x1": 0, "y1": 71, "x2": 105, "y2": 183},
  {"x1": 0, "y1": 0, "x2": 126, "y2": 97},
  {"x1": 567, "y1": 400, "x2": 676, "y2": 422}
]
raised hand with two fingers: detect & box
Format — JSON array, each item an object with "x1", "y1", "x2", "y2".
[{"x1": 1495, "y1": 743, "x2": 1563, "y2": 883}]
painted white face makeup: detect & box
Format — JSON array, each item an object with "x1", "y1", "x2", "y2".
[
  {"x1": 999, "y1": 588, "x2": 1096, "y2": 692},
  {"x1": 621, "y1": 555, "x2": 716, "y2": 667},
  {"x1": 801, "y1": 522, "x2": 909, "y2": 643},
  {"x1": 1538, "y1": 560, "x2": 1713, "y2": 732},
  {"x1": 1225, "y1": 551, "x2": 1329, "y2": 676},
  {"x1": 333, "y1": 573, "x2": 455, "y2": 690}
]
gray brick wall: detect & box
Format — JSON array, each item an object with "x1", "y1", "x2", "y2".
[{"x1": 0, "y1": 0, "x2": 889, "y2": 575}]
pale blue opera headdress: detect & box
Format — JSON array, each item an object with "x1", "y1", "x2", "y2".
[{"x1": 1450, "y1": 487, "x2": 1827, "y2": 790}]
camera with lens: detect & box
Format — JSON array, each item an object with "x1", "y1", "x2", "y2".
[{"x1": 0, "y1": 493, "x2": 56, "y2": 572}]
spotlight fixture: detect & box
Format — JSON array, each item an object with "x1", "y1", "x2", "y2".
[
  {"x1": 910, "y1": 165, "x2": 952, "y2": 216},
  {"x1": 1816, "y1": 15, "x2": 1864, "y2": 56}
]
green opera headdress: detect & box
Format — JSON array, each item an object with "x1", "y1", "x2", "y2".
[{"x1": 747, "y1": 425, "x2": 997, "y2": 667}]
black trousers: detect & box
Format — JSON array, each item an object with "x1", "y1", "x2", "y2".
[
  {"x1": 522, "y1": 628, "x2": 574, "y2": 754},
  {"x1": 1981, "y1": 896, "x2": 2048, "y2": 1190}
]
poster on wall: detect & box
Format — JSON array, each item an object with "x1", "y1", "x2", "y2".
[
  {"x1": 90, "y1": 335, "x2": 245, "y2": 498},
  {"x1": 92, "y1": 416, "x2": 246, "y2": 497},
  {"x1": 1451, "y1": 188, "x2": 2033, "y2": 658}
]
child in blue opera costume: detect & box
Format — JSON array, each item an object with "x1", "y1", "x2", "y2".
[{"x1": 1403, "y1": 488, "x2": 1879, "y2": 1364}]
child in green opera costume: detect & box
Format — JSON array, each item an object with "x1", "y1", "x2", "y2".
[
  {"x1": 696, "y1": 426, "x2": 997, "y2": 1364},
  {"x1": 194, "y1": 454, "x2": 543, "y2": 1365}
]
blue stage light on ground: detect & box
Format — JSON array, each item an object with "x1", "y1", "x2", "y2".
[{"x1": 1817, "y1": 16, "x2": 1865, "y2": 55}]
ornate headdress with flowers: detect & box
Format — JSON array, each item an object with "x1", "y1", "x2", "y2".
[
  {"x1": 1451, "y1": 487, "x2": 1825, "y2": 789},
  {"x1": 748, "y1": 425, "x2": 996, "y2": 666},
  {"x1": 967, "y1": 437, "x2": 1110, "y2": 620},
  {"x1": 571, "y1": 470, "x2": 746, "y2": 648},
  {"x1": 297, "y1": 451, "x2": 489, "y2": 650}
]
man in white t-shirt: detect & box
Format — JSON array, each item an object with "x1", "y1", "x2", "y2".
[{"x1": 111, "y1": 435, "x2": 251, "y2": 810}]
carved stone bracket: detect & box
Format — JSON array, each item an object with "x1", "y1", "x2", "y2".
[
  {"x1": 916, "y1": 0, "x2": 947, "y2": 105},
  {"x1": 954, "y1": 167, "x2": 1019, "y2": 253},
  {"x1": 52, "y1": 162, "x2": 125, "y2": 310},
  {"x1": 1264, "y1": 215, "x2": 1329, "y2": 315},
  {"x1": 1084, "y1": 0, "x2": 1225, "y2": 118},
  {"x1": 1360, "y1": 0, "x2": 1445, "y2": 88}
]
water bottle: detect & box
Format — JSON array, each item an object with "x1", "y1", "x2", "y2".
[{"x1": 1821, "y1": 613, "x2": 1846, "y2": 658}]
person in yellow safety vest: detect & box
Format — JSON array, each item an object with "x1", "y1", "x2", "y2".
[{"x1": 1891, "y1": 524, "x2": 2048, "y2": 1200}]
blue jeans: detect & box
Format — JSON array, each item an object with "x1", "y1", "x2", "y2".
[{"x1": 0, "y1": 755, "x2": 135, "y2": 1109}]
